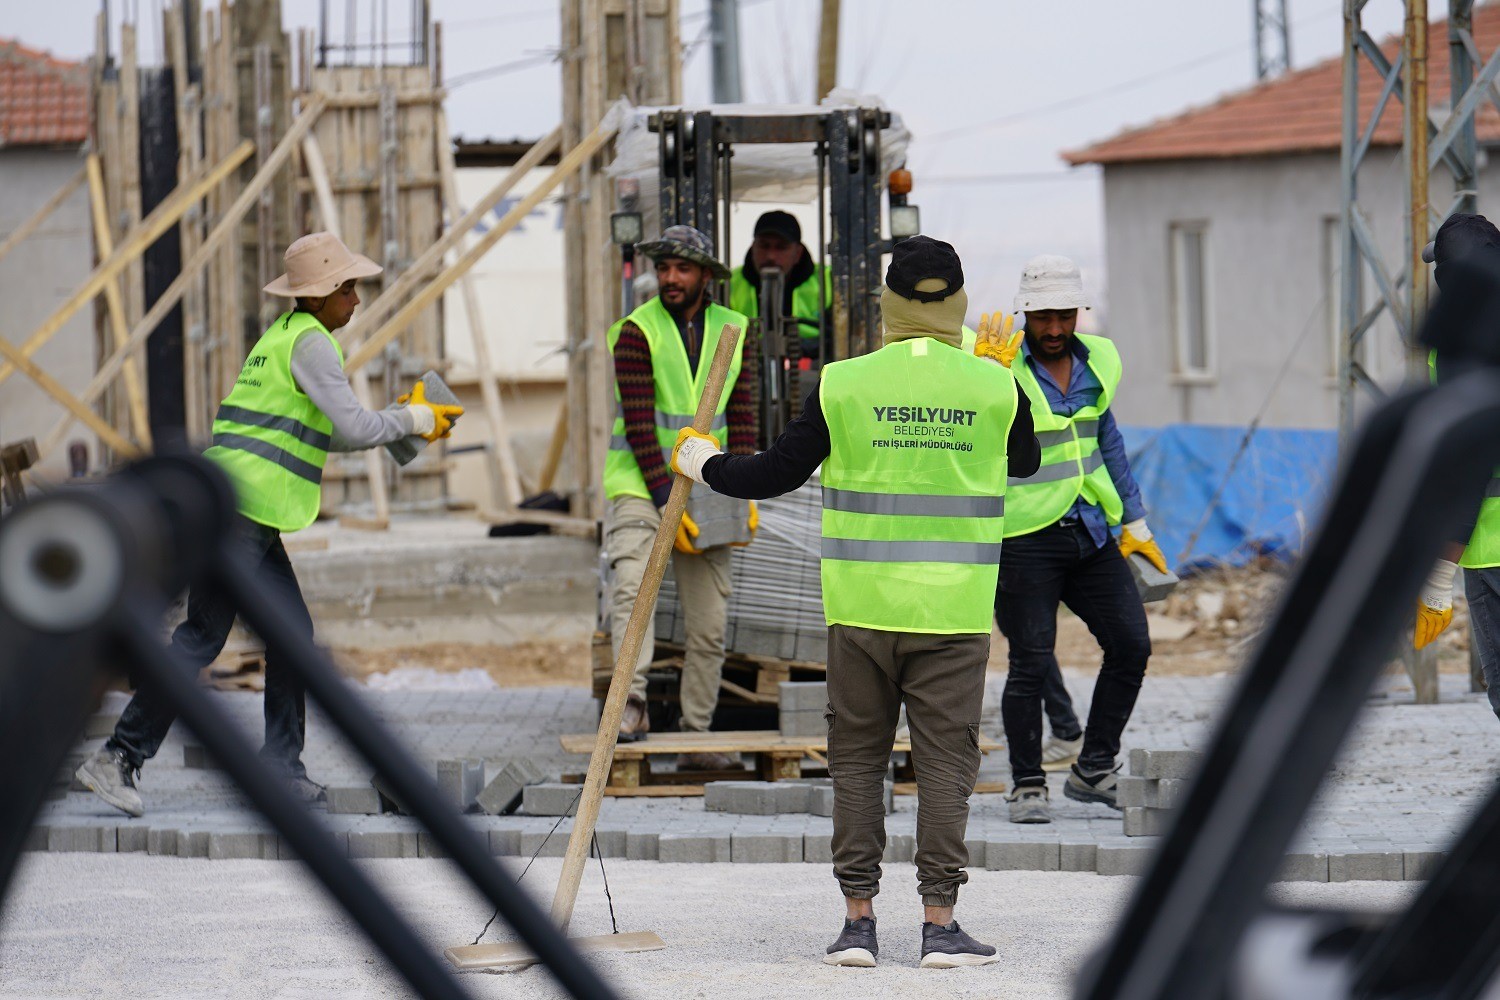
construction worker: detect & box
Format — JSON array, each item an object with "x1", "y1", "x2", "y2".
[
  {"x1": 729, "y1": 210, "x2": 831, "y2": 360},
  {"x1": 75, "y1": 233, "x2": 462, "y2": 816},
  {"x1": 671, "y1": 236, "x2": 1039, "y2": 969},
  {"x1": 606, "y1": 224, "x2": 757, "y2": 769},
  {"x1": 976, "y1": 254, "x2": 1165, "y2": 825},
  {"x1": 1414, "y1": 212, "x2": 1500, "y2": 720}
]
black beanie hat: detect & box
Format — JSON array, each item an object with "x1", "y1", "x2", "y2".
[{"x1": 753, "y1": 210, "x2": 801, "y2": 244}]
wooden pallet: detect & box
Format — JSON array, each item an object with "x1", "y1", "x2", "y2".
[
  {"x1": 590, "y1": 633, "x2": 825, "y2": 708},
  {"x1": 558, "y1": 730, "x2": 1005, "y2": 793}
]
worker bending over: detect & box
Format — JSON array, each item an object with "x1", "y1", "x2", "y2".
[
  {"x1": 1413, "y1": 212, "x2": 1500, "y2": 720},
  {"x1": 77, "y1": 233, "x2": 462, "y2": 816},
  {"x1": 729, "y1": 210, "x2": 831, "y2": 360},
  {"x1": 975, "y1": 254, "x2": 1165, "y2": 824},
  {"x1": 673, "y1": 236, "x2": 1039, "y2": 968},
  {"x1": 605, "y1": 224, "x2": 756, "y2": 769}
]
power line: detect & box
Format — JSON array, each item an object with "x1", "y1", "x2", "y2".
[
  {"x1": 923, "y1": 169, "x2": 1096, "y2": 185},
  {"x1": 446, "y1": 50, "x2": 558, "y2": 89}
]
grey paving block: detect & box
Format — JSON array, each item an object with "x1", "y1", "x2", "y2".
[
  {"x1": 209, "y1": 832, "x2": 274, "y2": 860},
  {"x1": 1404, "y1": 851, "x2": 1446, "y2": 881},
  {"x1": 284, "y1": 831, "x2": 347, "y2": 860},
  {"x1": 592, "y1": 827, "x2": 629, "y2": 859},
  {"x1": 779, "y1": 709, "x2": 827, "y2": 738},
  {"x1": 775, "y1": 783, "x2": 814, "y2": 813},
  {"x1": 1329, "y1": 852, "x2": 1403, "y2": 882},
  {"x1": 1128, "y1": 748, "x2": 1148, "y2": 776},
  {"x1": 1151, "y1": 778, "x2": 1187, "y2": 809},
  {"x1": 418, "y1": 832, "x2": 449, "y2": 859},
  {"x1": 985, "y1": 841, "x2": 1061, "y2": 872},
  {"x1": 182, "y1": 744, "x2": 217, "y2": 770},
  {"x1": 626, "y1": 830, "x2": 659, "y2": 861},
  {"x1": 809, "y1": 785, "x2": 835, "y2": 817},
  {"x1": 732, "y1": 832, "x2": 803, "y2": 862},
  {"x1": 489, "y1": 828, "x2": 521, "y2": 856},
  {"x1": 48, "y1": 825, "x2": 115, "y2": 853},
  {"x1": 778, "y1": 681, "x2": 828, "y2": 712},
  {"x1": 1060, "y1": 843, "x2": 1098, "y2": 872},
  {"x1": 1134, "y1": 750, "x2": 1200, "y2": 780},
  {"x1": 147, "y1": 828, "x2": 179, "y2": 857},
  {"x1": 1276, "y1": 853, "x2": 1329, "y2": 883},
  {"x1": 176, "y1": 830, "x2": 210, "y2": 858},
  {"x1": 1117, "y1": 776, "x2": 1150, "y2": 808},
  {"x1": 804, "y1": 832, "x2": 833, "y2": 864},
  {"x1": 1096, "y1": 845, "x2": 1154, "y2": 876},
  {"x1": 437, "y1": 758, "x2": 485, "y2": 812},
  {"x1": 22, "y1": 825, "x2": 48, "y2": 852},
  {"x1": 659, "y1": 833, "x2": 732, "y2": 862},
  {"x1": 477, "y1": 759, "x2": 546, "y2": 816},
  {"x1": 370, "y1": 773, "x2": 411, "y2": 816},
  {"x1": 116, "y1": 825, "x2": 148, "y2": 853},
  {"x1": 521, "y1": 783, "x2": 581, "y2": 817},
  {"x1": 348, "y1": 830, "x2": 420, "y2": 859},
  {"x1": 704, "y1": 781, "x2": 793, "y2": 816},
  {"x1": 882, "y1": 833, "x2": 915, "y2": 864},
  {"x1": 520, "y1": 829, "x2": 571, "y2": 858},
  {"x1": 1123, "y1": 807, "x2": 1172, "y2": 838},
  {"x1": 327, "y1": 786, "x2": 383, "y2": 815}
]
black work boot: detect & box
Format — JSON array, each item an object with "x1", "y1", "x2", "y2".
[
  {"x1": 823, "y1": 915, "x2": 878, "y2": 967},
  {"x1": 1064, "y1": 762, "x2": 1121, "y2": 809}
]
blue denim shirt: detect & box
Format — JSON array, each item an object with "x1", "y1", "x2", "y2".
[{"x1": 1019, "y1": 336, "x2": 1147, "y2": 550}]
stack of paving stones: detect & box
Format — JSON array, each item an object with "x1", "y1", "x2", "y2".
[
  {"x1": 1120, "y1": 749, "x2": 1200, "y2": 837},
  {"x1": 703, "y1": 779, "x2": 893, "y2": 818},
  {"x1": 778, "y1": 682, "x2": 827, "y2": 738}
]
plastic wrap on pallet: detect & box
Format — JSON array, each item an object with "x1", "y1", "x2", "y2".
[{"x1": 656, "y1": 474, "x2": 827, "y2": 661}]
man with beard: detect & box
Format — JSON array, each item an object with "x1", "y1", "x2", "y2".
[
  {"x1": 977, "y1": 254, "x2": 1166, "y2": 824},
  {"x1": 604, "y1": 225, "x2": 756, "y2": 770},
  {"x1": 729, "y1": 211, "x2": 831, "y2": 360}
]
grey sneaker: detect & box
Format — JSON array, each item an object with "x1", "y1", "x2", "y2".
[
  {"x1": 1064, "y1": 763, "x2": 1121, "y2": 809},
  {"x1": 920, "y1": 920, "x2": 999, "y2": 969},
  {"x1": 1008, "y1": 784, "x2": 1050, "y2": 824},
  {"x1": 823, "y1": 915, "x2": 878, "y2": 967},
  {"x1": 1041, "y1": 733, "x2": 1084, "y2": 767},
  {"x1": 75, "y1": 747, "x2": 144, "y2": 818}
]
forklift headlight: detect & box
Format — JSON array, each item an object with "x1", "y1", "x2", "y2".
[
  {"x1": 611, "y1": 212, "x2": 644, "y2": 246},
  {"x1": 889, "y1": 204, "x2": 921, "y2": 240}
]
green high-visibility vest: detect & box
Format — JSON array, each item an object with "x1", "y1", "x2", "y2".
[
  {"x1": 729, "y1": 264, "x2": 831, "y2": 343},
  {"x1": 203, "y1": 311, "x2": 340, "y2": 532},
  {"x1": 604, "y1": 296, "x2": 748, "y2": 501},
  {"x1": 1429, "y1": 349, "x2": 1500, "y2": 567},
  {"x1": 960, "y1": 325, "x2": 977, "y2": 352},
  {"x1": 819, "y1": 336, "x2": 1018, "y2": 634},
  {"x1": 1004, "y1": 333, "x2": 1124, "y2": 538}
]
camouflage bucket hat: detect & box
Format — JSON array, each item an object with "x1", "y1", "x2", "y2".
[{"x1": 636, "y1": 224, "x2": 731, "y2": 279}]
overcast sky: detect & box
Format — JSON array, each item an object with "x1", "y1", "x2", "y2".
[{"x1": 20, "y1": 0, "x2": 1408, "y2": 319}]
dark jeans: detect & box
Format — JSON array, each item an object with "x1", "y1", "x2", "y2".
[
  {"x1": 1041, "y1": 660, "x2": 1082, "y2": 741},
  {"x1": 1464, "y1": 568, "x2": 1500, "y2": 720},
  {"x1": 108, "y1": 519, "x2": 314, "y2": 777},
  {"x1": 996, "y1": 519, "x2": 1151, "y2": 785}
]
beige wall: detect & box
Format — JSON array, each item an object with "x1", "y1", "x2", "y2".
[{"x1": 444, "y1": 375, "x2": 569, "y2": 510}]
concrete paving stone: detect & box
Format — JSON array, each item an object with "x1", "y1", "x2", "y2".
[
  {"x1": 809, "y1": 786, "x2": 834, "y2": 818},
  {"x1": 520, "y1": 829, "x2": 572, "y2": 859},
  {"x1": 659, "y1": 833, "x2": 732, "y2": 863},
  {"x1": 1123, "y1": 807, "x2": 1172, "y2": 838},
  {"x1": 1276, "y1": 853, "x2": 1329, "y2": 883},
  {"x1": 1060, "y1": 843, "x2": 1098, "y2": 872},
  {"x1": 1096, "y1": 845, "x2": 1155, "y2": 876},
  {"x1": 804, "y1": 832, "x2": 833, "y2": 864},
  {"x1": 626, "y1": 831, "x2": 659, "y2": 861},
  {"x1": 283, "y1": 831, "x2": 348, "y2": 860},
  {"x1": 1329, "y1": 852, "x2": 1404, "y2": 882},
  {"x1": 348, "y1": 830, "x2": 420, "y2": 859},
  {"x1": 22, "y1": 825, "x2": 49, "y2": 852},
  {"x1": 116, "y1": 825, "x2": 148, "y2": 853},
  {"x1": 327, "y1": 786, "x2": 383, "y2": 815},
  {"x1": 592, "y1": 827, "x2": 629, "y2": 859},
  {"x1": 182, "y1": 744, "x2": 217, "y2": 770},
  {"x1": 436, "y1": 758, "x2": 485, "y2": 811},
  {"x1": 985, "y1": 841, "x2": 1061, "y2": 872},
  {"x1": 1135, "y1": 750, "x2": 1200, "y2": 781},
  {"x1": 418, "y1": 832, "x2": 449, "y2": 859},
  {"x1": 1152, "y1": 779, "x2": 1187, "y2": 809},
  {"x1": 147, "y1": 828, "x2": 179, "y2": 857},
  {"x1": 209, "y1": 832, "x2": 275, "y2": 861},
  {"x1": 1404, "y1": 851, "x2": 1447, "y2": 881},
  {"x1": 370, "y1": 773, "x2": 412, "y2": 816},
  {"x1": 521, "y1": 783, "x2": 581, "y2": 817},
  {"x1": 778, "y1": 682, "x2": 828, "y2": 712},
  {"x1": 176, "y1": 831, "x2": 211, "y2": 858},
  {"x1": 778, "y1": 710, "x2": 827, "y2": 738},
  {"x1": 47, "y1": 825, "x2": 115, "y2": 853},
  {"x1": 477, "y1": 759, "x2": 546, "y2": 816},
  {"x1": 882, "y1": 834, "x2": 915, "y2": 864},
  {"x1": 1117, "y1": 776, "x2": 1150, "y2": 808},
  {"x1": 732, "y1": 832, "x2": 803, "y2": 863},
  {"x1": 774, "y1": 784, "x2": 814, "y2": 813},
  {"x1": 488, "y1": 828, "x2": 521, "y2": 857}
]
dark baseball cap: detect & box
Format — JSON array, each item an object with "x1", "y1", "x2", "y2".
[
  {"x1": 1424, "y1": 213, "x2": 1500, "y2": 291},
  {"x1": 753, "y1": 210, "x2": 801, "y2": 244},
  {"x1": 885, "y1": 235, "x2": 963, "y2": 302}
]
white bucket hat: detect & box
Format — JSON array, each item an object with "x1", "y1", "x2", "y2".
[
  {"x1": 263, "y1": 232, "x2": 382, "y2": 298},
  {"x1": 1014, "y1": 254, "x2": 1090, "y2": 312}
]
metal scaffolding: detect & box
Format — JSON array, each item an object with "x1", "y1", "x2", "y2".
[{"x1": 1254, "y1": 0, "x2": 1293, "y2": 79}]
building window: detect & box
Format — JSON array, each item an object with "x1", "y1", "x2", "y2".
[
  {"x1": 1169, "y1": 222, "x2": 1213, "y2": 378},
  {"x1": 1323, "y1": 214, "x2": 1371, "y2": 379}
]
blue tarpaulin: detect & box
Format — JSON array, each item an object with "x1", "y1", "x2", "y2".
[{"x1": 1118, "y1": 424, "x2": 1338, "y2": 575}]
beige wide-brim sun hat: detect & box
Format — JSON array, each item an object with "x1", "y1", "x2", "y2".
[
  {"x1": 1013, "y1": 253, "x2": 1091, "y2": 312},
  {"x1": 263, "y1": 232, "x2": 383, "y2": 297}
]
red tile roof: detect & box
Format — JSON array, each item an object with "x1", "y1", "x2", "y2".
[
  {"x1": 1066, "y1": 5, "x2": 1500, "y2": 166},
  {"x1": 0, "y1": 39, "x2": 88, "y2": 148}
]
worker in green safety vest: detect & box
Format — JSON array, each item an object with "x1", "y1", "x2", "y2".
[
  {"x1": 974, "y1": 254, "x2": 1166, "y2": 826},
  {"x1": 671, "y1": 236, "x2": 1040, "y2": 969},
  {"x1": 604, "y1": 224, "x2": 758, "y2": 769},
  {"x1": 75, "y1": 233, "x2": 463, "y2": 818},
  {"x1": 1411, "y1": 212, "x2": 1500, "y2": 721},
  {"x1": 729, "y1": 211, "x2": 831, "y2": 360}
]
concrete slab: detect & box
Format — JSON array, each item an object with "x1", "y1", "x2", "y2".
[
  {"x1": 327, "y1": 786, "x2": 382, "y2": 815},
  {"x1": 732, "y1": 833, "x2": 803, "y2": 863},
  {"x1": 985, "y1": 841, "x2": 1061, "y2": 872},
  {"x1": 1329, "y1": 852, "x2": 1404, "y2": 882},
  {"x1": 521, "y1": 783, "x2": 582, "y2": 817},
  {"x1": 659, "y1": 833, "x2": 732, "y2": 863},
  {"x1": 476, "y1": 759, "x2": 545, "y2": 816}
]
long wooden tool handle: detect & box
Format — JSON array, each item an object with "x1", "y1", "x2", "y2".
[{"x1": 550, "y1": 323, "x2": 744, "y2": 932}]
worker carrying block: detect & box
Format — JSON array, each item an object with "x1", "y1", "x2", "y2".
[
  {"x1": 75, "y1": 233, "x2": 462, "y2": 817},
  {"x1": 605, "y1": 224, "x2": 757, "y2": 767},
  {"x1": 671, "y1": 236, "x2": 1040, "y2": 969}
]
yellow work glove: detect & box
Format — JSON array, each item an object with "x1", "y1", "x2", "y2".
[
  {"x1": 670, "y1": 427, "x2": 724, "y2": 484},
  {"x1": 404, "y1": 381, "x2": 465, "y2": 443},
  {"x1": 673, "y1": 509, "x2": 702, "y2": 554},
  {"x1": 974, "y1": 311, "x2": 1024, "y2": 368},
  {"x1": 1119, "y1": 519, "x2": 1169, "y2": 574},
  {"x1": 1415, "y1": 559, "x2": 1459, "y2": 650},
  {"x1": 732, "y1": 500, "x2": 758, "y2": 547}
]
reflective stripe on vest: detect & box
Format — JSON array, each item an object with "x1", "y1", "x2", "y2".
[
  {"x1": 1431, "y1": 348, "x2": 1500, "y2": 568},
  {"x1": 603, "y1": 296, "x2": 747, "y2": 501},
  {"x1": 1004, "y1": 333, "x2": 1123, "y2": 538},
  {"x1": 203, "y1": 311, "x2": 341, "y2": 532},
  {"x1": 818, "y1": 337, "x2": 1018, "y2": 634}
]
